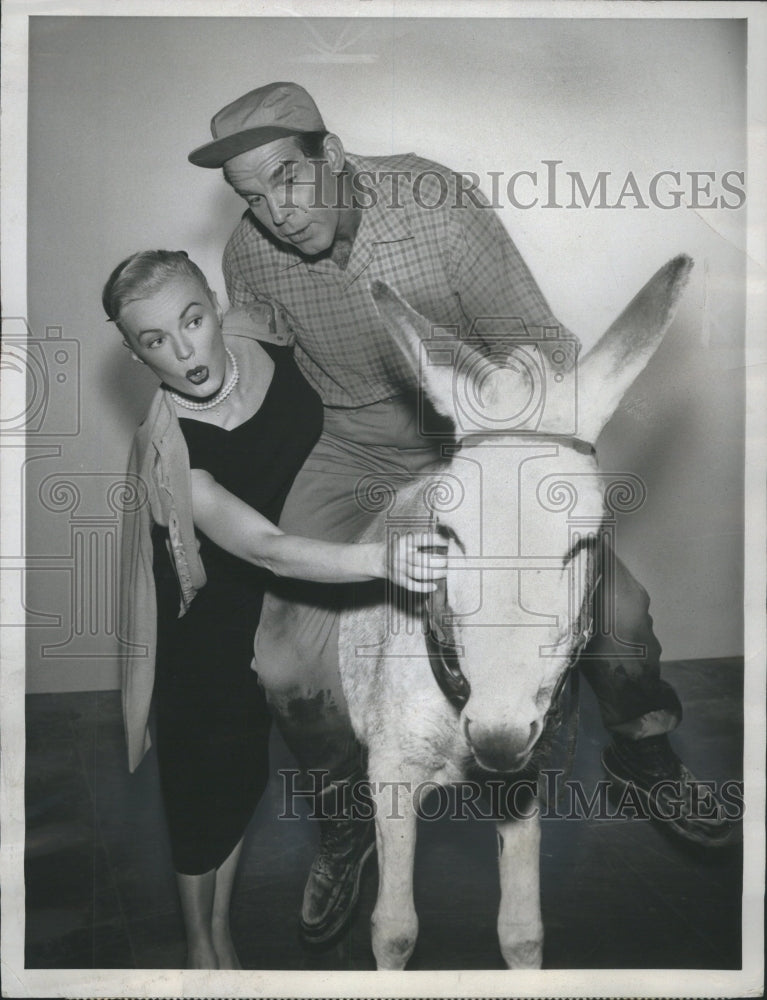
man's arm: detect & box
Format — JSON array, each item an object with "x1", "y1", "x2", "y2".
[{"x1": 444, "y1": 182, "x2": 580, "y2": 362}]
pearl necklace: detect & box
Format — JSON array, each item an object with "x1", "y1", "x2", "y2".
[{"x1": 168, "y1": 348, "x2": 240, "y2": 411}]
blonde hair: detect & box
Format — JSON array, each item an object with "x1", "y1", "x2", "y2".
[{"x1": 102, "y1": 250, "x2": 215, "y2": 330}]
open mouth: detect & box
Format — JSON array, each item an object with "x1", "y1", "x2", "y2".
[{"x1": 186, "y1": 366, "x2": 209, "y2": 386}]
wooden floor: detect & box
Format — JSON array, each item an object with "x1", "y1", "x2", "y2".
[{"x1": 24, "y1": 658, "x2": 743, "y2": 971}]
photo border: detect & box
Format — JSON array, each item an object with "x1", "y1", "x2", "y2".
[{"x1": 1, "y1": 2, "x2": 764, "y2": 997}]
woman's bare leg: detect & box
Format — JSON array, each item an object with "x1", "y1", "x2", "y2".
[
  {"x1": 211, "y1": 838, "x2": 244, "y2": 969},
  {"x1": 175, "y1": 839, "x2": 245, "y2": 970},
  {"x1": 176, "y1": 868, "x2": 218, "y2": 969}
]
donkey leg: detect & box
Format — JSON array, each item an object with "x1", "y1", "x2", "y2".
[
  {"x1": 370, "y1": 779, "x2": 419, "y2": 970},
  {"x1": 496, "y1": 809, "x2": 543, "y2": 969}
]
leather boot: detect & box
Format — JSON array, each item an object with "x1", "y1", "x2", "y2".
[
  {"x1": 299, "y1": 773, "x2": 376, "y2": 945},
  {"x1": 602, "y1": 734, "x2": 736, "y2": 847}
]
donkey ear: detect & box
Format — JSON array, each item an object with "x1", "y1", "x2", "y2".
[
  {"x1": 370, "y1": 280, "x2": 477, "y2": 425},
  {"x1": 371, "y1": 280, "x2": 534, "y2": 437},
  {"x1": 574, "y1": 255, "x2": 693, "y2": 442}
]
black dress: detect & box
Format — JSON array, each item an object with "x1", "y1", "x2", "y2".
[{"x1": 151, "y1": 342, "x2": 323, "y2": 875}]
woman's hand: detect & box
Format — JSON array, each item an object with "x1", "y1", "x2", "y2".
[{"x1": 386, "y1": 532, "x2": 448, "y2": 593}]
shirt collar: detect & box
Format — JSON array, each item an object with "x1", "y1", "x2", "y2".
[{"x1": 345, "y1": 153, "x2": 414, "y2": 246}]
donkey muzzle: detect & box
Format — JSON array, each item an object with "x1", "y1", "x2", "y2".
[{"x1": 462, "y1": 715, "x2": 544, "y2": 773}]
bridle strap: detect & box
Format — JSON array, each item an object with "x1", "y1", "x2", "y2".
[
  {"x1": 546, "y1": 538, "x2": 600, "y2": 717},
  {"x1": 423, "y1": 577, "x2": 469, "y2": 711},
  {"x1": 541, "y1": 540, "x2": 601, "y2": 801},
  {"x1": 536, "y1": 434, "x2": 596, "y2": 457},
  {"x1": 423, "y1": 537, "x2": 601, "y2": 716},
  {"x1": 458, "y1": 432, "x2": 596, "y2": 458}
]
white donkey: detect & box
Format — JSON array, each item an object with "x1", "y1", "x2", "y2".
[{"x1": 338, "y1": 255, "x2": 693, "y2": 969}]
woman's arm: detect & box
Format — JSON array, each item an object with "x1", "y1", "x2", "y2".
[{"x1": 190, "y1": 469, "x2": 445, "y2": 593}]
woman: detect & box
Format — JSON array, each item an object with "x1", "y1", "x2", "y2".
[{"x1": 105, "y1": 250, "x2": 445, "y2": 969}]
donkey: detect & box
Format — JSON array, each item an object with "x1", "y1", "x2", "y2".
[{"x1": 337, "y1": 256, "x2": 693, "y2": 969}]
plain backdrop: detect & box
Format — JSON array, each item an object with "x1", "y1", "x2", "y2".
[{"x1": 24, "y1": 15, "x2": 746, "y2": 691}]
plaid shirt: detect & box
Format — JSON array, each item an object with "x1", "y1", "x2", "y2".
[{"x1": 223, "y1": 153, "x2": 574, "y2": 408}]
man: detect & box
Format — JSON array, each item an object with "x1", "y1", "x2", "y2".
[{"x1": 188, "y1": 81, "x2": 733, "y2": 945}]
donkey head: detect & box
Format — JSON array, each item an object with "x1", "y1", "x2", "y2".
[{"x1": 372, "y1": 256, "x2": 692, "y2": 772}]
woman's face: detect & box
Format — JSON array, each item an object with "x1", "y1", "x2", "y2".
[{"x1": 119, "y1": 274, "x2": 227, "y2": 397}]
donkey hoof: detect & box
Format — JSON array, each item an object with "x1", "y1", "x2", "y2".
[
  {"x1": 501, "y1": 937, "x2": 543, "y2": 969},
  {"x1": 372, "y1": 915, "x2": 418, "y2": 970}
]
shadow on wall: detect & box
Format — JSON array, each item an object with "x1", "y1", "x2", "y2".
[{"x1": 102, "y1": 338, "x2": 159, "y2": 438}]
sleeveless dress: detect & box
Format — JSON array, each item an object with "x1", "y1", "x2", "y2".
[{"x1": 151, "y1": 342, "x2": 323, "y2": 875}]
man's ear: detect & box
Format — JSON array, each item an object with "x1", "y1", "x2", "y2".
[
  {"x1": 322, "y1": 133, "x2": 346, "y2": 174},
  {"x1": 122, "y1": 340, "x2": 145, "y2": 365}
]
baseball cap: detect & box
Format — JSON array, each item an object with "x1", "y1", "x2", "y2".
[{"x1": 188, "y1": 82, "x2": 325, "y2": 169}]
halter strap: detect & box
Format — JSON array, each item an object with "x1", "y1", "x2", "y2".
[
  {"x1": 423, "y1": 534, "x2": 601, "y2": 716},
  {"x1": 538, "y1": 434, "x2": 596, "y2": 457},
  {"x1": 423, "y1": 578, "x2": 469, "y2": 711},
  {"x1": 458, "y1": 432, "x2": 596, "y2": 457}
]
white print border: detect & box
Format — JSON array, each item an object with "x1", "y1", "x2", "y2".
[{"x1": 1, "y1": 2, "x2": 765, "y2": 999}]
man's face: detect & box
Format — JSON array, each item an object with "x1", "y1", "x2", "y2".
[{"x1": 224, "y1": 137, "x2": 342, "y2": 257}]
